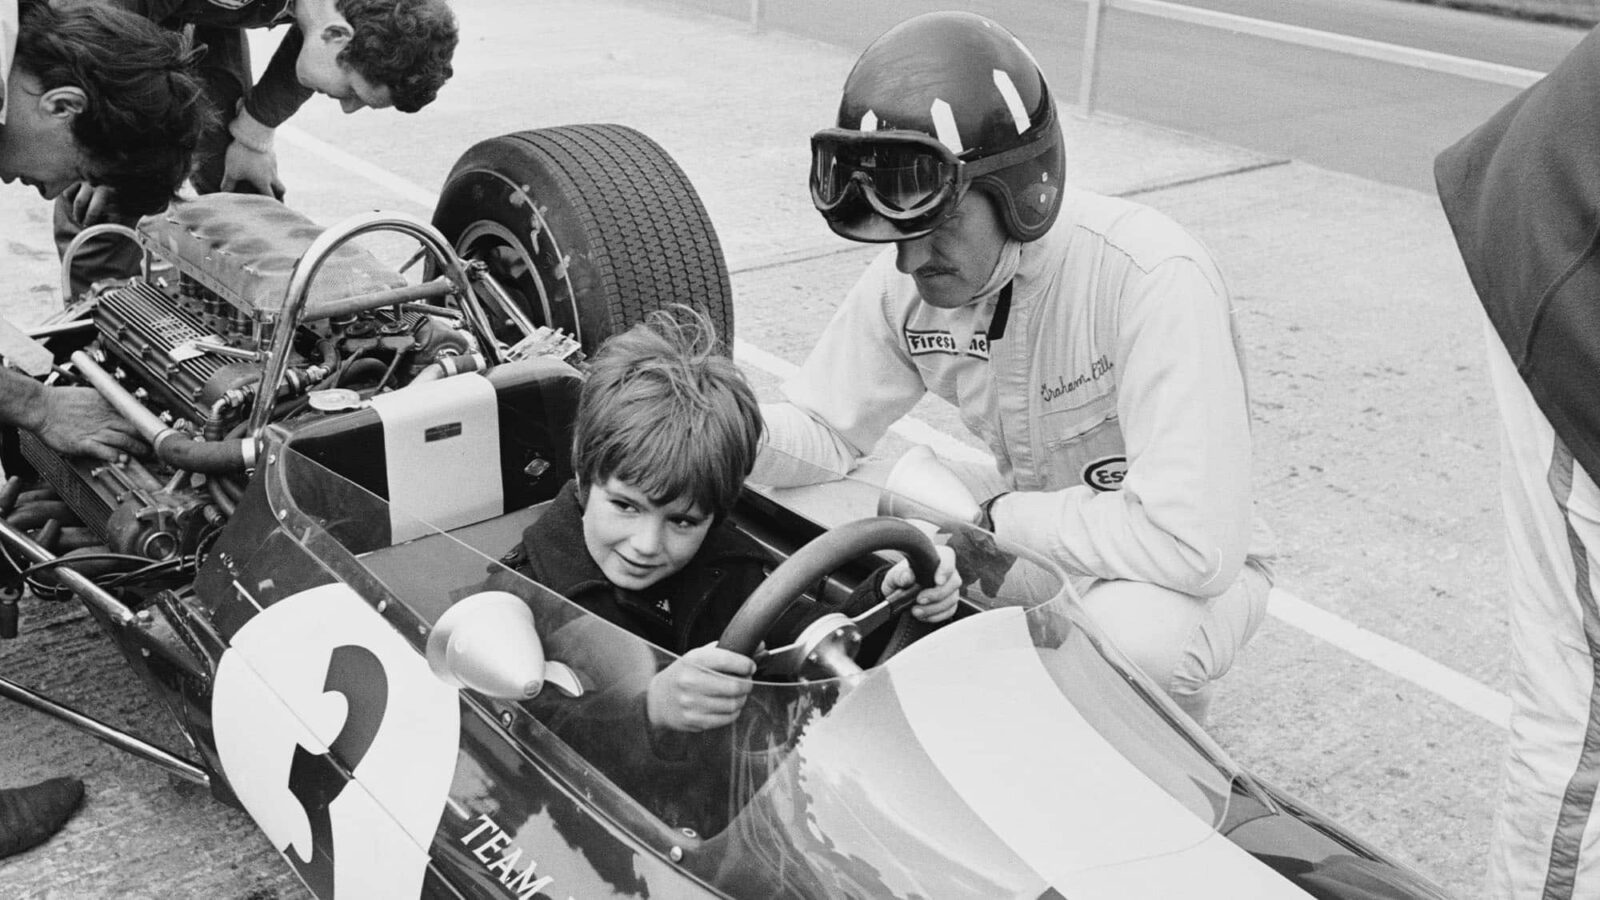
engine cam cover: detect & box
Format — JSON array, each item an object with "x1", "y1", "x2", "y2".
[{"x1": 137, "y1": 194, "x2": 407, "y2": 317}]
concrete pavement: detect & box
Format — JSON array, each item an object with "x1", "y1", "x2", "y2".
[{"x1": 0, "y1": 0, "x2": 1504, "y2": 896}]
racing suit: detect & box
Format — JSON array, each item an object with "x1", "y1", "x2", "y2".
[
  {"x1": 54, "y1": 0, "x2": 310, "y2": 295},
  {"x1": 753, "y1": 185, "x2": 1272, "y2": 722},
  {"x1": 1435, "y1": 25, "x2": 1600, "y2": 900}
]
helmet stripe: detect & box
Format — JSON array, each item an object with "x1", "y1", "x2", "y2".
[
  {"x1": 993, "y1": 70, "x2": 1032, "y2": 135},
  {"x1": 930, "y1": 99, "x2": 964, "y2": 154}
]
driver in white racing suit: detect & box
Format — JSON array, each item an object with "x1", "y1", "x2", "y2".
[{"x1": 752, "y1": 11, "x2": 1272, "y2": 723}]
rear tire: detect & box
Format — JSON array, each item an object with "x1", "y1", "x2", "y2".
[{"x1": 432, "y1": 124, "x2": 734, "y2": 354}]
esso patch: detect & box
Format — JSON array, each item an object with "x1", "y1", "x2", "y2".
[
  {"x1": 213, "y1": 582, "x2": 461, "y2": 899},
  {"x1": 1081, "y1": 456, "x2": 1128, "y2": 492}
]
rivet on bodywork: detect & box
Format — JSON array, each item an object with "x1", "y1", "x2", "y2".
[{"x1": 669, "y1": 846, "x2": 683, "y2": 862}]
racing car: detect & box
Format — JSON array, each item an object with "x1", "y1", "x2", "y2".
[{"x1": 0, "y1": 125, "x2": 1451, "y2": 899}]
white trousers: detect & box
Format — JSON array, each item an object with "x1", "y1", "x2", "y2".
[{"x1": 1484, "y1": 317, "x2": 1600, "y2": 900}]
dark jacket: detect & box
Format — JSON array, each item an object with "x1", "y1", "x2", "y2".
[
  {"x1": 507, "y1": 480, "x2": 778, "y2": 654},
  {"x1": 1435, "y1": 27, "x2": 1600, "y2": 483}
]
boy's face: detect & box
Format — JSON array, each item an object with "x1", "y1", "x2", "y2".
[{"x1": 581, "y1": 477, "x2": 713, "y2": 591}]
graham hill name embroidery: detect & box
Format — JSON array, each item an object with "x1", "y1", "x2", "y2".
[{"x1": 1041, "y1": 355, "x2": 1114, "y2": 404}]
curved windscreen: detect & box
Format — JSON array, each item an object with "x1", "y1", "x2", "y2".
[{"x1": 254, "y1": 437, "x2": 1248, "y2": 898}]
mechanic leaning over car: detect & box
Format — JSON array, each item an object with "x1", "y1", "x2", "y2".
[
  {"x1": 749, "y1": 11, "x2": 1273, "y2": 725},
  {"x1": 0, "y1": 0, "x2": 206, "y2": 861},
  {"x1": 485, "y1": 308, "x2": 960, "y2": 834},
  {"x1": 53, "y1": 0, "x2": 459, "y2": 298},
  {"x1": 1436, "y1": 26, "x2": 1600, "y2": 900}
]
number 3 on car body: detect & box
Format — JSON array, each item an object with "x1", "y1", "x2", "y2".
[{"x1": 213, "y1": 583, "x2": 462, "y2": 899}]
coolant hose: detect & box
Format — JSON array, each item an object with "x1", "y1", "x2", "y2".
[{"x1": 69, "y1": 352, "x2": 255, "y2": 474}]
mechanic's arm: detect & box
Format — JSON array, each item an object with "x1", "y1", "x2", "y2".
[
  {"x1": 992, "y1": 256, "x2": 1253, "y2": 598},
  {"x1": 750, "y1": 252, "x2": 929, "y2": 487},
  {"x1": 0, "y1": 370, "x2": 143, "y2": 462},
  {"x1": 223, "y1": 29, "x2": 313, "y2": 198}
]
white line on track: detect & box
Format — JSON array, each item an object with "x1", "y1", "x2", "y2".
[
  {"x1": 278, "y1": 126, "x2": 440, "y2": 210},
  {"x1": 284, "y1": 125, "x2": 1514, "y2": 731}
]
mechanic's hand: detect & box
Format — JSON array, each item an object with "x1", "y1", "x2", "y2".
[
  {"x1": 882, "y1": 544, "x2": 962, "y2": 623},
  {"x1": 34, "y1": 386, "x2": 146, "y2": 462},
  {"x1": 221, "y1": 140, "x2": 286, "y2": 199},
  {"x1": 64, "y1": 182, "x2": 117, "y2": 226},
  {"x1": 647, "y1": 643, "x2": 755, "y2": 733}
]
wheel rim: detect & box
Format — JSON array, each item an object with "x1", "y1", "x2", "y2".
[{"x1": 448, "y1": 171, "x2": 584, "y2": 346}]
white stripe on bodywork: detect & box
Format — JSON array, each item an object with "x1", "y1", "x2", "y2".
[
  {"x1": 885, "y1": 608, "x2": 1309, "y2": 898},
  {"x1": 930, "y1": 100, "x2": 964, "y2": 154},
  {"x1": 993, "y1": 70, "x2": 1032, "y2": 134},
  {"x1": 371, "y1": 374, "x2": 503, "y2": 542}
]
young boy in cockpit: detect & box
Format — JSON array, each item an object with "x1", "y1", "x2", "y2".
[{"x1": 502, "y1": 308, "x2": 961, "y2": 735}]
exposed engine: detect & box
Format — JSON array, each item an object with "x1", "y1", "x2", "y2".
[{"x1": 7, "y1": 194, "x2": 576, "y2": 592}]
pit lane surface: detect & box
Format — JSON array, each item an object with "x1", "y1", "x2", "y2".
[{"x1": 0, "y1": 0, "x2": 1565, "y2": 896}]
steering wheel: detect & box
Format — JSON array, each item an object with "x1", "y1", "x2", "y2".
[{"x1": 718, "y1": 517, "x2": 942, "y2": 677}]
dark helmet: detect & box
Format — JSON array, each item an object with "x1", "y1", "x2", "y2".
[{"x1": 810, "y1": 12, "x2": 1064, "y2": 243}]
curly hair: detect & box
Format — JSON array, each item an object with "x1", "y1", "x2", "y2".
[
  {"x1": 337, "y1": 0, "x2": 458, "y2": 113},
  {"x1": 573, "y1": 307, "x2": 760, "y2": 521},
  {"x1": 14, "y1": 0, "x2": 210, "y2": 215}
]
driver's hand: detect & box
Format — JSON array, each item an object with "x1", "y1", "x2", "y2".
[
  {"x1": 65, "y1": 182, "x2": 117, "y2": 226},
  {"x1": 647, "y1": 644, "x2": 755, "y2": 733},
  {"x1": 882, "y1": 544, "x2": 962, "y2": 623},
  {"x1": 34, "y1": 386, "x2": 146, "y2": 462}
]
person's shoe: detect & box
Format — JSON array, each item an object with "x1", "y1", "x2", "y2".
[{"x1": 0, "y1": 777, "x2": 85, "y2": 860}]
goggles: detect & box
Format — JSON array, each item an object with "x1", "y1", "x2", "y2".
[{"x1": 810, "y1": 128, "x2": 1043, "y2": 242}]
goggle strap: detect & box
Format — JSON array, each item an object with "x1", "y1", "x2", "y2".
[{"x1": 959, "y1": 125, "x2": 1060, "y2": 179}]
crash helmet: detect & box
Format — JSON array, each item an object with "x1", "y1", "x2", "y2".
[{"x1": 810, "y1": 12, "x2": 1064, "y2": 243}]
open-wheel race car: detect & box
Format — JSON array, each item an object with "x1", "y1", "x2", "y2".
[{"x1": 0, "y1": 125, "x2": 1453, "y2": 899}]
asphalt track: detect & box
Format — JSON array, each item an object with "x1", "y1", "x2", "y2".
[{"x1": 0, "y1": 0, "x2": 1584, "y2": 897}]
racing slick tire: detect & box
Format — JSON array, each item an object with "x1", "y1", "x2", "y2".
[{"x1": 432, "y1": 124, "x2": 734, "y2": 355}]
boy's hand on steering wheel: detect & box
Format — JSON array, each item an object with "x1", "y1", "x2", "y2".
[
  {"x1": 647, "y1": 644, "x2": 755, "y2": 733},
  {"x1": 882, "y1": 544, "x2": 962, "y2": 623}
]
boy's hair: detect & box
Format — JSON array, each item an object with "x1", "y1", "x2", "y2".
[
  {"x1": 573, "y1": 308, "x2": 761, "y2": 521},
  {"x1": 337, "y1": 0, "x2": 458, "y2": 114},
  {"x1": 15, "y1": 0, "x2": 210, "y2": 216}
]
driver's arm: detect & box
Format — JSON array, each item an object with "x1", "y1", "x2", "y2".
[{"x1": 751, "y1": 251, "x2": 928, "y2": 488}]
